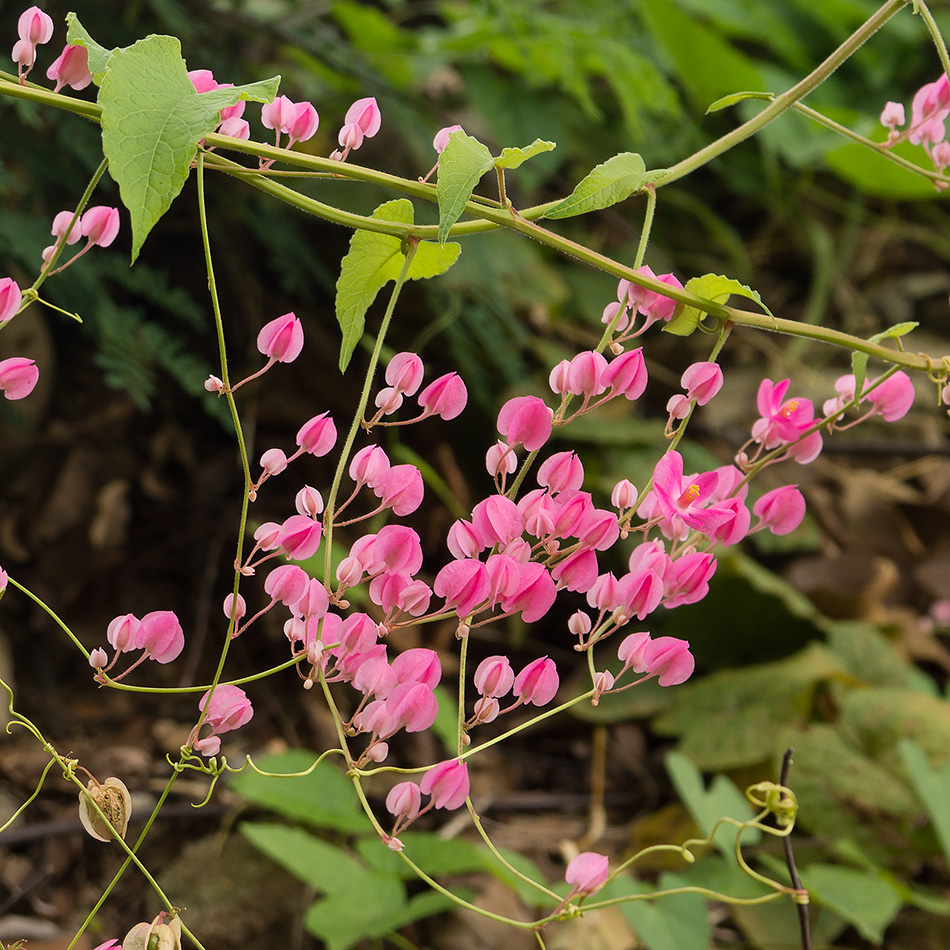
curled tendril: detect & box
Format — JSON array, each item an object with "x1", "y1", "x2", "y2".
[{"x1": 746, "y1": 780, "x2": 798, "y2": 829}]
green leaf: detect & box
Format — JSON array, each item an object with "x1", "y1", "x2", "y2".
[
  {"x1": 230, "y1": 749, "x2": 366, "y2": 832},
  {"x1": 608, "y1": 873, "x2": 711, "y2": 950},
  {"x1": 241, "y1": 823, "x2": 370, "y2": 893},
  {"x1": 493, "y1": 139, "x2": 556, "y2": 170},
  {"x1": 665, "y1": 751, "x2": 759, "y2": 862},
  {"x1": 706, "y1": 90, "x2": 773, "y2": 113},
  {"x1": 545, "y1": 152, "x2": 651, "y2": 219},
  {"x1": 304, "y1": 874, "x2": 408, "y2": 950},
  {"x1": 436, "y1": 131, "x2": 494, "y2": 243},
  {"x1": 802, "y1": 863, "x2": 903, "y2": 943},
  {"x1": 900, "y1": 738, "x2": 950, "y2": 868},
  {"x1": 65, "y1": 14, "x2": 113, "y2": 82},
  {"x1": 869, "y1": 321, "x2": 918, "y2": 344},
  {"x1": 851, "y1": 350, "x2": 870, "y2": 400},
  {"x1": 665, "y1": 273, "x2": 772, "y2": 337},
  {"x1": 98, "y1": 34, "x2": 279, "y2": 262},
  {"x1": 335, "y1": 199, "x2": 460, "y2": 371}
]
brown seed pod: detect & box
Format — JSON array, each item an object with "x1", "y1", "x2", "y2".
[
  {"x1": 123, "y1": 914, "x2": 182, "y2": 950},
  {"x1": 77, "y1": 775, "x2": 132, "y2": 842}
]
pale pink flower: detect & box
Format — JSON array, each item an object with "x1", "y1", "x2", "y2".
[
  {"x1": 433, "y1": 124, "x2": 463, "y2": 153},
  {"x1": 338, "y1": 96, "x2": 381, "y2": 150},
  {"x1": 195, "y1": 684, "x2": 253, "y2": 755},
  {"x1": 385, "y1": 352, "x2": 424, "y2": 396},
  {"x1": 47, "y1": 44, "x2": 92, "y2": 93},
  {"x1": 880, "y1": 101, "x2": 905, "y2": 130},
  {"x1": 474, "y1": 655, "x2": 514, "y2": 698},
  {"x1": 80, "y1": 206, "x2": 120, "y2": 247},
  {"x1": 136, "y1": 610, "x2": 184, "y2": 664},
  {"x1": 565, "y1": 852, "x2": 609, "y2": 897}
]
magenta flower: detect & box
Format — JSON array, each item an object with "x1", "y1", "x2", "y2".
[
  {"x1": 257, "y1": 312, "x2": 304, "y2": 363},
  {"x1": 497, "y1": 395, "x2": 552, "y2": 452},
  {"x1": 195, "y1": 684, "x2": 253, "y2": 755},
  {"x1": 420, "y1": 759, "x2": 470, "y2": 810},
  {"x1": 262, "y1": 96, "x2": 319, "y2": 146},
  {"x1": 277, "y1": 514, "x2": 322, "y2": 560},
  {"x1": 752, "y1": 485, "x2": 806, "y2": 535},
  {"x1": 474, "y1": 655, "x2": 514, "y2": 698},
  {"x1": 80, "y1": 206, "x2": 120, "y2": 248},
  {"x1": 751, "y1": 378, "x2": 815, "y2": 449},
  {"x1": 681, "y1": 361, "x2": 723, "y2": 405},
  {"x1": 603, "y1": 348, "x2": 648, "y2": 401},
  {"x1": 565, "y1": 851, "x2": 609, "y2": 897},
  {"x1": 296, "y1": 412, "x2": 337, "y2": 457},
  {"x1": 512, "y1": 656, "x2": 559, "y2": 706},
  {"x1": 373, "y1": 463, "x2": 424, "y2": 516},
  {"x1": 0, "y1": 278, "x2": 21, "y2": 323},
  {"x1": 503, "y1": 563, "x2": 557, "y2": 623},
  {"x1": 0, "y1": 357, "x2": 38, "y2": 400},
  {"x1": 538, "y1": 451, "x2": 584, "y2": 494},
  {"x1": 46, "y1": 44, "x2": 92, "y2": 93},
  {"x1": 417, "y1": 372, "x2": 467, "y2": 420},
  {"x1": 264, "y1": 564, "x2": 309, "y2": 606},
  {"x1": 651, "y1": 451, "x2": 729, "y2": 540},
  {"x1": 136, "y1": 610, "x2": 184, "y2": 664},
  {"x1": 434, "y1": 558, "x2": 491, "y2": 617}
]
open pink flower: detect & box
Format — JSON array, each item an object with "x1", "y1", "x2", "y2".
[
  {"x1": 137, "y1": 610, "x2": 184, "y2": 664},
  {"x1": 80, "y1": 207, "x2": 120, "y2": 248},
  {"x1": 338, "y1": 96, "x2": 381, "y2": 151},
  {"x1": 497, "y1": 395, "x2": 552, "y2": 452},
  {"x1": 512, "y1": 657, "x2": 559, "y2": 706},
  {"x1": 650, "y1": 451, "x2": 730, "y2": 540}
]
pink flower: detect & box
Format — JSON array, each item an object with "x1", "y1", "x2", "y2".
[
  {"x1": 385, "y1": 681, "x2": 439, "y2": 733},
  {"x1": 681, "y1": 361, "x2": 723, "y2": 405},
  {"x1": 136, "y1": 610, "x2": 185, "y2": 664},
  {"x1": 0, "y1": 278, "x2": 22, "y2": 322},
  {"x1": 373, "y1": 464, "x2": 424, "y2": 516},
  {"x1": 497, "y1": 395, "x2": 552, "y2": 452},
  {"x1": 264, "y1": 564, "x2": 310, "y2": 606},
  {"x1": 257, "y1": 312, "x2": 304, "y2": 363},
  {"x1": 486, "y1": 441, "x2": 516, "y2": 478},
  {"x1": 751, "y1": 378, "x2": 816, "y2": 449},
  {"x1": 565, "y1": 851, "x2": 609, "y2": 897},
  {"x1": 46, "y1": 44, "x2": 92, "y2": 93},
  {"x1": 188, "y1": 68, "x2": 218, "y2": 93},
  {"x1": 611, "y1": 479, "x2": 637, "y2": 510},
  {"x1": 880, "y1": 101, "x2": 905, "y2": 130},
  {"x1": 386, "y1": 781, "x2": 421, "y2": 821},
  {"x1": 107, "y1": 613, "x2": 141, "y2": 653},
  {"x1": 752, "y1": 485, "x2": 806, "y2": 535},
  {"x1": 261, "y1": 96, "x2": 319, "y2": 145},
  {"x1": 277, "y1": 514, "x2": 322, "y2": 560},
  {"x1": 502, "y1": 563, "x2": 556, "y2": 623},
  {"x1": 910, "y1": 74, "x2": 950, "y2": 145},
  {"x1": 434, "y1": 558, "x2": 491, "y2": 617},
  {"x1": 602, "y1": 348, "x2": 647, "y2": 401},
  {"x1": 567, "y1": 350, "x2": 608, "y2": 397},
  {"x1": 338, "y1": 96, "x2": 381, "y2": 150},
  {"x1": 18, "y1": 6, "x2": 54, "y2": 45},
  {"x1": 512, "y1": 656, "x2": 559, "y2": 706},
  {"x1": 472, "y1": 495, "x2": 523, "y2": 546},
  {"x1": 80, "y1": 207, "x2": 120, "y2": 248},
  {"x1": 420, "y1": 759, "x2": 470, "y2": 810},
  {"x1": 386, "y1": 352, "x2": 424, "y2": 396},
  {"x1": 51, "y1": 210, "x2": 82, "y2": 246},
  {"x1": 196, "y1": 684, "x2": 253, "y2": 755},
  {"x1": 295, "y1": 485, "x2": 324, "y2": 518},
  {"x1": 296, "y1": 412, "x2": 337, "y2": 456},
  {"x1": 259, "y1": 447, "x2": 287, "y2": 477},
  {"x1": 662, "y1": 552, "x2": 716, "y2": 609},
  {"x1": 474, "y1": 655, "x2": 514, "y2": 698},
  {"x1": 0, "y1": 357, "x2": 38, "y2": 400},
  {"x1": 618, "y1": 634, "x2": 694, "y2": 686},
  {"x1": 650, "y1": 451, "x2": 729, "y2": 540},
  {"x1": 625, "y1": 266, "x2": 683, "y2": 330},
  {"x1": 350, "y1": 444, "x2": 390, "y2": 486},
  {"x1": 433, "y1": 124, "x2": 463, "y2": 153},
  {"x1": 417, "y1": 372, "x2": 467, "y2": 420},
  {"x1": 867, "y1": 371, "x2": 915, "y2": 422},
  {"x1": 538, "y1": 451, "x2": 584, "y2": 494}
]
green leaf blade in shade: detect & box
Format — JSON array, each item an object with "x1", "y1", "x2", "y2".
[
  {"x1": 98, "y1": 34, "x2": 280, "y2": 263},
  {"x1": 493, "y1": 139, "x2": 556, "y2": 170},
  {"x1": 802, "y1": 863, "x2": 903, "y2": 944},
  {"x1": 336, "y1": 199, "x2": 460, "y2": 372},
  {"x1": 436, "y1": 130, "x2": 494, "y2": 243},
  {"x1": 665, "y1": 273, "x2": 772, "y2": 337},
  {"x1": 65, "y1": 13, "x2": 113, "y2": 82},
  {"x1": 545, "y1": 152, "x2": 652, "y2": 219}
]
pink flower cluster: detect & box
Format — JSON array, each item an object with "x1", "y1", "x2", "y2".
[
  {"x1": 91, "y1": 610, "x2": 185, "y2": 680},
  {"x1": 11, "y1": 8, "x2": 92, "y2": 90},
  {"x1": 880, "y1": 73, "x2": 950, "y2": 179},
  {"x1": 42, "y1": 206, "x2": 120, "y2": 270},
  {"x1": 384, "y1": 758, "x2": 470, "y2": 848},
  {"x1": 602, "y1": 266, "x2": 684, "y2": 341}
]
